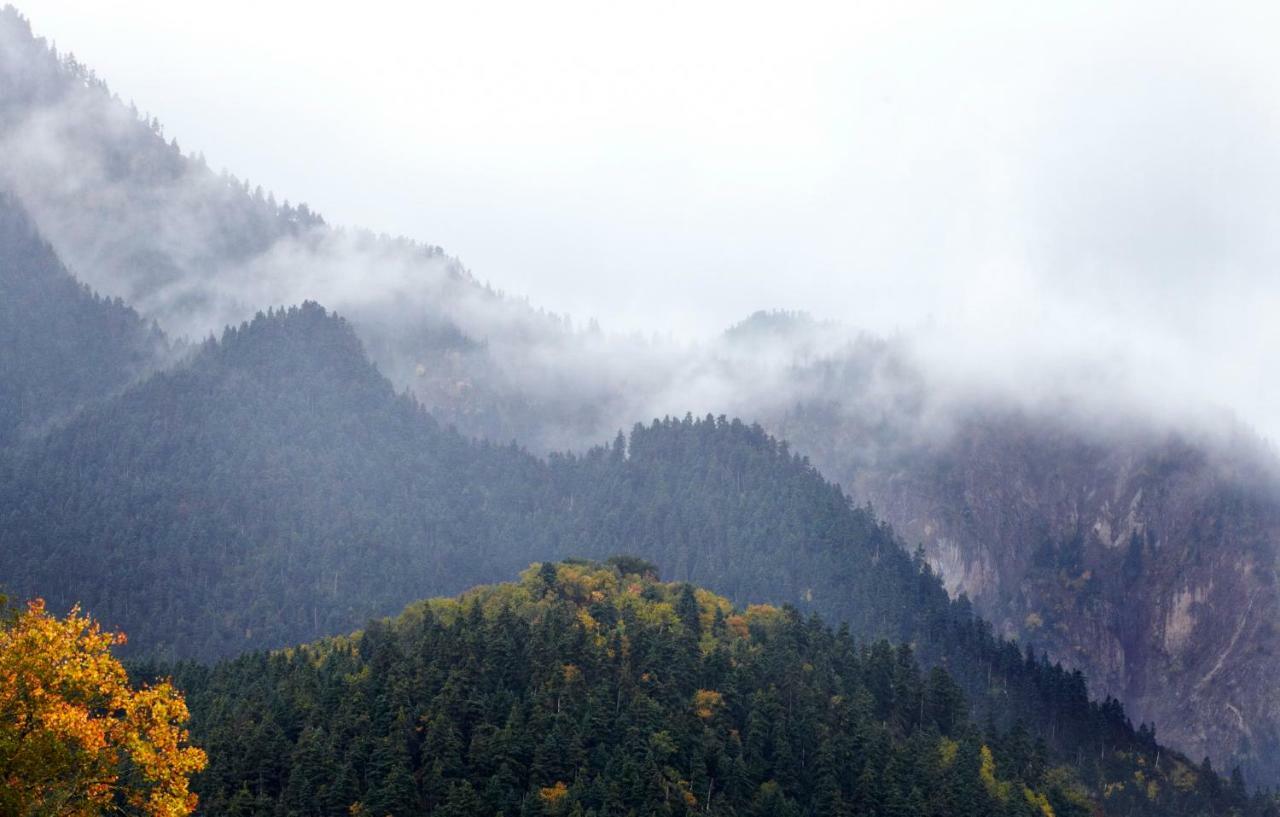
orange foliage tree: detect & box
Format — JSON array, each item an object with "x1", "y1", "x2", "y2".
[{"x1": 0, "y1": 598, "x2": 207, "y2": 817}]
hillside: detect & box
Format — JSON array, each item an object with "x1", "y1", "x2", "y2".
[
  {"x1": 157, "y1": 561, "x2": 1264, "y2": 817},
  {"x1": 0, "y1": 189, "x2": 166, "y2": 448},
  {"x1": 0, "y1": 303, "x2": 554, "y2": 658},
  {"x1": 0, "y1": 3, "x2": 586, "y2": 446},
  {"x1": 773, "y1": 396, "x2": 1280, "y2": 786}
]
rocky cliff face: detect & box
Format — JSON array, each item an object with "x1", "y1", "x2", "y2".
[{"x1": 782, "y1": 407, "x2": 1280, "y2": 784}]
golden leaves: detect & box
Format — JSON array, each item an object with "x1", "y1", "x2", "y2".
[
  {"x1": 561, "y1": 663, "x2": 584, "y2": 684},
  {"x1": 538, "y1": 781, "x2": 570, "y2": 814},
  {"x1": 693, "y1": 689, "x2": 724, "y2": 720},
  {"x1": 0, "y1": 599, "x2": 207, "y2": 817}
]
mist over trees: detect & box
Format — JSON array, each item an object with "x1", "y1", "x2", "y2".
[{"x1": 0, "y1": 191, "x2": 166, "y2": 448}]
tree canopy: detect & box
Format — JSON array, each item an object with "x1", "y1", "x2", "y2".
[{"x1": 0, "y1": 597, "x2": 206, "y2": 817}]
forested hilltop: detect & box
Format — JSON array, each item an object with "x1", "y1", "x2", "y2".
[{"x1": 154, "y1": 561, "x2": 1268, "y2": 816}]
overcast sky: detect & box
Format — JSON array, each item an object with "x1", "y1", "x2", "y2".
[{"x1": 22, "y1": 0, "x2": 1280, "y2": 434}]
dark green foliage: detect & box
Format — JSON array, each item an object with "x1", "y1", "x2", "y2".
[
  {"x1": 0, "y1": 302, "x2": 547, "y2": 658},
  {"x1": 2, "y1": 3, "x2": 1275, "y2": 810}
]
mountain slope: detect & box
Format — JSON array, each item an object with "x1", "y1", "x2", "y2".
[
  {"x1": 0, "y1": 302, "x2": 554, "y2": 658},
  {"x1": 774, "y1": 397, "x2": 1280, "y2": 786},
  {"x1": 404, "y1": 301, "x2": 1280, "y2": 785},
  {"x1": 0, "y1": 304, "x2": 924, "y2": 665},
  {"x1": 0, "y1": 189, "x2": 165, "y2": 448},
  {"x1": 0, "y1": 3, "x2": 579, "y2": 445},
  {"x1": 3, "y1": 303, "x2": 1264, "y2": 810},
  {"x1": 159, "y1": 561, "x2": 1265, "y2": 817}
]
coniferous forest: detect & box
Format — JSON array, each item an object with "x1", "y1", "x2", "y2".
[{"x1": 151, "y1": 561, "x2": 1268, "y2": 817}]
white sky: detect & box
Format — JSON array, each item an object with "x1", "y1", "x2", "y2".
[{"x1": 20, "y1": 0, "x2": 1280, "y2": 433}]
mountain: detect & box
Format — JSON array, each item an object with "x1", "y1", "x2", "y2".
[
  {"x1": 416, "y1": 296, "x2": 1280, "y2": 785},
  {"x1": 0, "y1": 3, "x2": 594, "y2": 450},
  {"x1": 7, "y1": 1, "x2": 1280, "y2": 788},
  {"x1": 0, "y1": 304, "x2": 943, "y2": 669},
  {"x1": 155, "y1": 561, "x2": 1267, "y2": 817},
  {"x1": 773, "y1": 393, "x2": 1280, "y2": 786},
  {"x1": 0, "y1": 189, "x2": 166, "y2": 449},
  {"x1": 0, "y1": 303, "x2": 552, "y2": 658},
  {"x1": 400, "y1": 298, "x2": 1280, "y2": 786},
  {"x1": 3, "y1": 303, "x2": 1265, "y2": 812}
]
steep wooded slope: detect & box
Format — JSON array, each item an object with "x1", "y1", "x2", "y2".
[
  {"x1": 0, "y1": 190, "x2": 165, "y2": 448},
  {"x1": 0, "y1": 4, "x2": 575, "y2": 444},
  {"x1": 781, "y1": 405, "x2": 1280, "y2": 788},
  {"x1": 0, "y1": 305, "x2": 925, "y2": 667}
]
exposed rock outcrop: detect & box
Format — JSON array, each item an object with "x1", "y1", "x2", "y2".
[{"x1": 784, "y1": 407, "x2": 1280, "y2": 784}]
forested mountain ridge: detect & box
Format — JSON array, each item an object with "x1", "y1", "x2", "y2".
[
  {"x1": 1, "y1": 304, "x2": 936, "y2": 665},
  {"x1": 0, "y1": 3, "x2": 589, "y2": 448},
  {"x1": 3, "y1": 303, "x2": 1266, "y2": 811},
  {"x1": 0, "y1": 189, "x2": 166, "y2": 449},
  {"x1": 0, "y1": 302, "x2": 554, "y2": 659},
  {"x1": 154, "y1": 561, "x2": 1268, "y2": 817}
]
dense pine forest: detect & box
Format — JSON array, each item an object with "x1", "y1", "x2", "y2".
[{"x1": 147, "y1": 561, "x2": 1267, "y2": 817}]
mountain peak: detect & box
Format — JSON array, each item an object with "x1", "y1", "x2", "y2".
[
  {"x1": 723, "y1": 309, "x2": 818, "y2": 342},
  {"x1": 202, "y1": 301, "x2": 384, "y2": 391}
]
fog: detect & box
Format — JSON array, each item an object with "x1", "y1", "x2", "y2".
[{"x1": 9, "y1": 0, "x2": 1280, "y2": 444}]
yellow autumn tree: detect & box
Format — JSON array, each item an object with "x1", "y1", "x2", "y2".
[{"x1": 0, "y1": 599, "x2": 207, "y2": 817}]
